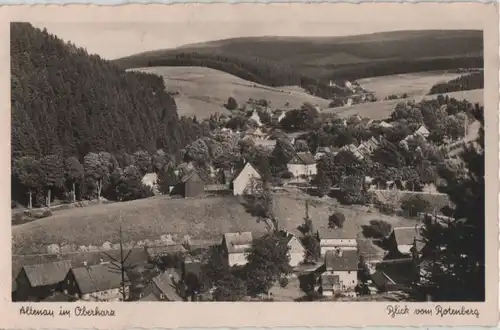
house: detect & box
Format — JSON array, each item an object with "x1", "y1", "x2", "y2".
[
  {"x1": 254, "y1": 139, "x2": 277, "y2": 150},
  {"x1": 145, "y1": 243, "x2": 188, "y2": 262},
  {"x1": 231, "y1": 162, "x2": 262, "y2": 196},
  {"x1": 323, "y1": 249, "x2": 359, "y2": 291},
  {"x1": 392, "y1": 226, "x2": 424, "y2": 255},
  {"x1": 320, "y1": 273, "x2": 340, "y2": 297},
  {"x1": 142, "y1": 172, "x2": 159, "y2": 195},
  {"x1": 176, "y1": 170, "x2": 205, "y2": 198},
  {"x1": 279, "y1": 230, "x2": 306, "y2": 267},
  {"x1": 287, "y1": 152, "x2": 317, "y2": 178},
  {"x1": 140, "y1": 270, "x2": 184, "y2": 301},
  {"x1": 222, "y1": 232, "x2": 253, "y2": 267},
  {"x1": 379, "y1": 121, "x2": 393, "y2": 128},
  {"x1": 63, "y1": 263, "x2": 131, "y2": 301},
  {"x1": 15, "y1": 260, "x2": 72, "y2": 301},
  {"x1": 340, "y1": 144, "x2": 364, "y2": 160},
  {"x1": 246, "y1": 127, "x2": 267, "y2": 140},
  {"x1": 249, "y1": 110, "x2": 263, "y2": 127},
  {"x1": 415, "y1": 125, "x2": 430, "y2": 139},
  {"x1": 317, "y1": 227, "x2": 357, "y2": 255}
]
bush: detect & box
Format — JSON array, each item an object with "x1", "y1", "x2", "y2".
[
  {"x1": 401, "y1": 195, "x2": 431, "y2": 217},
  {"x1": 328, "y1": 212, "x2": 346, "y2": 229},
  {"x1": 279, "y1": 277, "x2": 289, "y2": 288},
  {"x1": 362, "y1": 219, "x2": 393, "y2": 239},
  {"x1": 226, "y1": 97, "x2": 238, "y2": 110}
]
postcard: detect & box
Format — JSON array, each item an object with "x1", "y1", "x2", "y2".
[{"x1": 0, "y1": 2, "x2": 498, "y2": 328}]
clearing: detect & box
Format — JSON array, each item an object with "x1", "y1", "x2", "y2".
[
  {"x1": 130, "y1": 66, "x2": 331, "y2": 118},
  {"x1": 13, "y1": 191, "x2": 418, "y2": 255},
  {"x1": 323, "y1": 88, "x2": 483, "y2": 120},
  {"x1": 357, "y1": 72, "x2": 465, "y2": 99}
]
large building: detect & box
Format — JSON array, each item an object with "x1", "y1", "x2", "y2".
[
  {"x1": 317, "y1": 227, "x2": 357, "y2": 255},
  {"x1": 322, "y1": 249, "x2": 359, "y2": 293},
  {"x1": 287, "y1": 152, "x2": 317, "y2": 179}
]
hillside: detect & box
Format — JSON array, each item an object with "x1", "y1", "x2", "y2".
[
  {"x1": 115, "y1": 30, "x2": 483, "y2": 85},
  {"x1": 429, "y1": 71, "x2": 484, "y2": 95},
  {"x1": 131, "y1": 66, "x2": 331, "y2": 118},
  {"x1": 323, "y1": 89, "x2": 483, "y2": 119},
  {"x1": 11, "y1": 23, "x2": 201, "y2": 160}
]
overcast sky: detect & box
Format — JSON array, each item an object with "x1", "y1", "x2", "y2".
[{"x1": 30, "y1": 9, "x2": 483, "y2": 60}]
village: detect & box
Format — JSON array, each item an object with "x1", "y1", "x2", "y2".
[{"x1": 12, "y1": 93, "x2": 473, "y2": 303}]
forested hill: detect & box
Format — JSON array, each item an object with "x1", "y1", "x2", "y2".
[
  {"x1": 11, "y1": 23, "x2": 201, "y2": 160},
  {"x1": 115, "y1": 30, "x2": 483, "y2": 86}
]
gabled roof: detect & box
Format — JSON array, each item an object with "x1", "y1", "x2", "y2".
[
  {"x1": 324, "y1": 249, "x2": 359, "y2": 271},
  {"x1": 152, "y1": 272, "x2": 184, "y2": 301},
  {"x1": 416, "y1": 125, "x2": 430, "y2": 135},
  {"x1": 289, "y1": 152, "x2": 316, "y2": 165},
  {"x1": 70, "y1": 263, "x2": 130, "y2": 294},
  {"x1": 317, "y1": 227, "x2": 356, "y2": 240},
  {"x1": 22, "y1": 260, "x2": 72, "y2": 287},
  {"x1": 179, "y1": 169, "x2": 205, "y2": 183},
  {"x1": 223, "y1": 231, "x2": 253, "y2": 254},
  {"x1": 393, "y1": 226, "x2": 423, "y2": 246},
  {"x1": 232, "y1": 162, "x2": 262, "y2": 182}
]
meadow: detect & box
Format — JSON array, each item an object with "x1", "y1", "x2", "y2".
[{"x1": 131, "y1": 66, "x2": 331, "y2": 118}]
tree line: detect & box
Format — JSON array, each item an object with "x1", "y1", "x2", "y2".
[
  {"x1": 428, "y1": 71, "x2": 484, "y2": 95},
  {"x1": 11, "y1": 23, "x2": 203, "y2": 161}
]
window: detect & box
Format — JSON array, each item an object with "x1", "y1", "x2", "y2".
[{"x1": 160, "y1": 294, "x2": 165, "y2": 300}]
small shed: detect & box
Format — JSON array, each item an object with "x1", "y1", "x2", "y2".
[{"x1": 176, "y1": 170, "x2": 205, "y2": 198}]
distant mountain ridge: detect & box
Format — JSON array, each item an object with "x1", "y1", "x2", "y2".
[{"x1": 114, "y1": 29, "x2": 483, "y2": 98}]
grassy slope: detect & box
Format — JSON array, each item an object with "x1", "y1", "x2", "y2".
[
  {"x1": 357, "y1": 72, "x2": 466, "y2": 99},
  {"x1": 323, "y1": 89, "x2": 483, "y2": 120},
  {"x1": 131, "y1": 66, "x2": 331, "y2": 118},
  {"x1": 119, "y1": 30, "x2": 483, "y2": 81},
  {"x1": 13, "y1": 192, "x2": 418, "y2": 255}
]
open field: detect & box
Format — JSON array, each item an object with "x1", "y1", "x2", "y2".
[
  {"x1": 357, "y1": 72, "x2": 465, "y2": 99},
  {"x1": 324, "y1": 88, "x2": 483, "y2": 120},
  {"x1": 12, "y1": 195, "x2": 267, "y2": 254},
  {"x1": 130, "y1": 66, "x2": 331, "y2": 118},
  {"x1": 12, "y1": 191, "x2": 418, "y2": 255}
]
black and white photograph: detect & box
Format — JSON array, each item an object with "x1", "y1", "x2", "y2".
[{"x1": 5, "y1": 3, "x2": 498, "y2": 326}]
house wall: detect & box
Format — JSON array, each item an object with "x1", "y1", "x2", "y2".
[
  {"x1": 325, "y1": 270, "x2": 358, "y2": 291},
  {"x1": 288, "y1": 237, "x2": 305, "y2": 267},
  {"x1": 184, "y1": 174, "x2": 205, "y2": 198},
  {"x1": 398, "y1": 244, "x2": 413, "y2": 255},
  {"x1": 228, "y1": 252, "x2": 248, "y2": 267},
  {"x1": 233, "y1": 165, "x2": 261, "y2": 196},
  {"x1": 320, "y1": 239, "x2": 357, "y2": 255},
  {"x1": 287, "y1": 164, "x2": 317, "y2": 178},
  {"x1": 80, "y1": 287, "x2": 129, "y2": 302}
]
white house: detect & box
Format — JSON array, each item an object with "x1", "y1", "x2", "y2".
[
  {"x1": 222, "y1": 232, "x2": 254, "y2": 267},
  {"x1": 287, "y1": 152, "x2": 317, "y2": 179},
  {"x1": 249, "y1": 110, "x2": 263, "y2": 127},
  {"x1": 280, "y1": 230, "x2": 306, "y2": 267},
  {"x1": 232, "y1": 162, "x2": 262, "y2": 196},
  {"x1": 415, "y1": 125, "x2": 430, "y2": 139},
  {"x1": 379, "y1": 121, "x2": 393, "y2": 129},
  {"x1": 392, "y1": 226, "x2": 424, "y2": 255},
  {"x1": 321, "y1": 249, "x2": 359, "y2": 295},
  {"x1": 317, "y1": 227, "x2": 357, "y2": 255}
]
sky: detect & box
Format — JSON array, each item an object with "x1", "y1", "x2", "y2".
[{"x1": 30, "y1": 9, "x2": 484, "y2": 60}]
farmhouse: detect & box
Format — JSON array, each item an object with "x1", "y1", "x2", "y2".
[
  {"x1": 63, "y1": 263, "x2": 131, "y2": 301},
  {"x1": 392, "y1": 226, "x2": 424, "y2": 255},
  {"x1": 341, "y1": 144, "x2": 364, "y2": 160},
  {"x1": 322, "y1": 249, "x2": 359, "y2": 293},
  {"x1": 222, "y1": 231, "x2": 253, "y2": 267},
  {"x1": 140, "y1": 271, "x2": 184, "y2": 302},
  {"x1": 287, "y1": 152, "x2": 317, "y2": 179},
  {"x1": 176, "y1": 170, "x2": 205, "y2": 198},
  {"x1": 357, "y1": 136, "x2": 380, "y2": 156},
  {"x1": 279, "y1": 230, "x2": 307, "y2": 267},
  {"x1": 317, "y1": 227, "x2": 357, "y2": 255},
  {"x1": 14, "y1": 260, "x2": 72, "y2": 302},
  {"x1": 232, "y1": 162, "x2": 262, "y2": 196}
]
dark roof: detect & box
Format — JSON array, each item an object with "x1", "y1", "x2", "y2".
[
  {"x1": 145, "y1": 244, "x2": 187, "y2": 258},
  {"x1": 71, "y1": 263, "x2": 130, "y2": 294},
  {"x1": 152, "y1": 272, "x2": 184, "y2": 301},
  {"x1": 370, "y1": 271, "x2": 393, "y2": 289},
  {"x1": 324, "y1": 249, "x2": 359, "y2": 271},
  {"x1": 317, "y1": 227, "x2": 356, "y2": 240},
  {"x1": 183, "y1": 261, "x2": 203, "y2": 278},
  {"x1": 289, "y1": 152, "x2": 316, "y2": 165},
  {"x1": 180, "y1": 169, "x2": 205, "y2": 183},
  {"x1": 223, "y1": 232, "x2": 253, "y2": 254},
  {"x1": 393, "y1": 226, "x2": 423, "y2": 246},
  {"x1": 22, "y1": 260, "x2": 72, "y2": 287}
]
